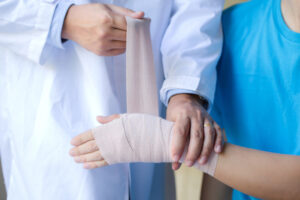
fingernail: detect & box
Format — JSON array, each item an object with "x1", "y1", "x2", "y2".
[
  {"x1": 84, "y1": 164, "x2": 91, "y2": 169},
  {"x1": 69, "y1": 150, "x2": 75, "y2": 156},
  {"x1": 185, "y1": 160, "x2": 193, "y2": 167},
  {"x1": 173, "y1": 155, "x2": 180, "y2": 162},
  {"x1": 215, "y1": 145, "x2": 222, "y2": 153},
  {"x1": 199, "y1": 156, "x2": 207, "y2": 165},
  {"x1": 74, "y1": 157, "x2": 82, "y2": 162}
]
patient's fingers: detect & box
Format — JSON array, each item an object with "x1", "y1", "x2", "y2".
[
  {"x1": 74, "y1": 151, "x2": 104, "y2": 163},
  {"x1": 69, "y1": 140, "x2": 99, "y2": 156},
  {"x1": 97, "y1": 114, "x2": 121, "y2": 124},
  {"x1": 71, "y1": 130, "x2": 94, "y2": 146},
  {"x1": 83, "y1": 160, "x2": 108, "y2": 169}
]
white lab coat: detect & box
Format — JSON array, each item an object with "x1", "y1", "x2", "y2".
[{"x1": 0, "y1": 0, "x2": 224, "y2": 199}]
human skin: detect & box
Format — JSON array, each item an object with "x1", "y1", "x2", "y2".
[
  {"x1": 69, "y1": 98, "x2": 224, "y2": 170},
  {"x1": 62, "y1": 4, "x2": 144, "y2": 56},
  {"x1": 63, "y1": 3, "x2": 223, "y2": 169},
  {"x1": 69, "y1": 114, "x2": 300, "y2": 200},
  {"x1": 281, "y1": 0, "x2": 300, "y2": 33},
  {"x1": 202, "y1": 0, "x2": 300, "y2": 198},
  {"x1": 167, "y1": 94, "x2": 223, "y2": 169},
  {"x1": 214, "y1": 144, "x2": 300, "y2": 200}
]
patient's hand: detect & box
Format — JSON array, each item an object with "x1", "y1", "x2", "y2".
[{"x1": 69, "y1": 114, "x2": 120, "y2": 169}]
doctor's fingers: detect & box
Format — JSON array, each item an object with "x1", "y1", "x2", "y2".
[
  {"x1": 109, "y1": 28, "x2": 126, "y2": 41},
  {"x1": 171, "y1": 116, "x2": 190, "y2": 164},
  {"x1": 172, "y1": 162, "x2": 182, "y2": 171},
  {"x1": 83, "y1": 160, "x2": 108, "y2": 169},
  {"x1": 71, "y1": 130, "x2": 94, "y2": 146},
  {"x1": 97, "y1": 40, "x2": 126, "y2": 52},
  {"x1": 214, "y1": 122, "x2": 224, "y2": 153},
  {"x1": 69, "y1": 140, "x2": 99, "y2": 156},
  {"x1": 74, "y1": 151, "x2": 104, "y2": 163},
  {"x1": 184, "y1": 118, "x2": 204, "y2": 167},
  {"x1": 108, "y1": 4, "x2": 144, "y2": 21},
  {"x1": 198, "y1": 118, "x2": 215, "y2": 165},
  {"x1": 108, "y1": 40, "x2": 126, "y2": 50},
  {"x1": 96, "y1": 41, "x2": 126, "y2": 56}
]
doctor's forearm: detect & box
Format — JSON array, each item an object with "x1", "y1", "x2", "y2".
[{"x1": 214, "y1": 143, "x2": 300, "y2": 200}]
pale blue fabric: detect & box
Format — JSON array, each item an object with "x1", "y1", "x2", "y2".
[
  {"x1": 213, "y1": 0, "x2": 300, "y2": 199},
  {"x1": 0, "y1": 0, "x2": 223, "y2": 199},
  {"x1": 47, "y1": 1, "x2": 74, "y2": 48}
]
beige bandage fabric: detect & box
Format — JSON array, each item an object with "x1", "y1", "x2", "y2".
[
  {"x1": 92, "y1": 18, "x2": 218, "y2": 176},
  {"x1": 125, "y1": 17, "x2": 158, "y2": 115},
  {"x1": 93, "y1": 114, "x2": 218, "y2": 176}
]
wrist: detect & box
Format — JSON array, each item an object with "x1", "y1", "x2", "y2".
[
  {"x1": 61, "y1": 5, "x2": 76, "y2": 40},
  {"x1": 169, "y1": 93, "x2": 208, "y2": 109}
]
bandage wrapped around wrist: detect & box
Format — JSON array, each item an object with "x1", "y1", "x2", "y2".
[{"x1": 92, "y1": 114, "x2": 218, "y2": 176}]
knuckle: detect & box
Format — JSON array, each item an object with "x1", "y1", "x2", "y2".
[
  {"x1": 89, "y1": 142, "x2": 97, "y2": 151},
  {"x1": 97, "y1": 30, "x2": 108, "y2": 40},
  {"x1": 177, "y1": 129, "x2": 187, "y2": 138},
  {"x1": 196, "y1": 110, "x2": 202, "y2": 118},
  {"x1": 192, "y1": 130, "x2": 202, "y2": 139},
  {"x1": 76, "y1": 137, "x2": 83, "y2": 145},
  {"x1": 80, "y1": 156, "x2": 86, "y2": 162},
  {"x1": 88, "y1": 142, "x2": 95, "y2": 151},
  {"x1": 100, "y1": 13, "x2": 113, "y2": 25},
  {"x1": 206, "y1": 128, "x2": 214, "y2": 137}
]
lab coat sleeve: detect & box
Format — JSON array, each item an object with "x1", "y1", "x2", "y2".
[
  {"x1": 0, "y1": 0, "x2": 58, "y2": 65},
  {"x1": 47, "y1": 1, "x2": 74, "y2": 49},
  {"x1": 160, "y1": 0, "x2": 224, "y2": 109}
]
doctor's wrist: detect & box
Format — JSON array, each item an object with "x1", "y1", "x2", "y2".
[{"x1": 168, "y1": 93, "x2": 208, "y2": 110}]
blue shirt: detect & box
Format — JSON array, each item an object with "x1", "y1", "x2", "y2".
[{"x1": 212, "y1": 0, "x2": 300, "y2": 199}]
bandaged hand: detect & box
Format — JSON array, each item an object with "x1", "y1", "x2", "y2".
[
  {"x1": 62, "y1": 4, "x2": 144, "y2": 56},
  {"x1": 69, "y1": 114, "x2": 219, "y2": 176},
  {"x1": 69, "y1": 115, "x2": 120, "y2": 169}
]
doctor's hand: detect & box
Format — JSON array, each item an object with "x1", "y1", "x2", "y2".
[
  {"x1": 69, "y1": 115, "x2": 120, "y2": 169},
  {"x1": 166, "y1": 94, "x2": 224, "y2": 170},
  {"x1": 62, "y1": 4, "x2": 144, "y2": 56}
]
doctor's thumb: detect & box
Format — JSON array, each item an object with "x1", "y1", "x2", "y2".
[
  {"x1": 109, "y1": 5, "x2": 144, "y2": 19},
  {"x1": 96, "y1": 114, "x2": 121, "y2": 124},
  {"x1": 131, "y1": 11, "x2": 145, "y2": 19}
]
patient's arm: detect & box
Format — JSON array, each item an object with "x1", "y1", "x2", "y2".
[
  {"x1": 215, "y1": 143, "x2": 300, "y2": 200},
  {"x1": 70, "y1": 113, "x2": 300, "y2": 200}
]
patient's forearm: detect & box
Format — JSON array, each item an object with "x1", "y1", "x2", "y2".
[
  {"x1": 92, "y1": 114, "x2": 300, "y2": 199},
  {"x1": 215, "y1": 144, "x2": 300, "y2": 200}
]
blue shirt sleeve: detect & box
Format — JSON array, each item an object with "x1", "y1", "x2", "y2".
[{"x1": 47, "y1": 1, "x2": 74, "y2": 49}]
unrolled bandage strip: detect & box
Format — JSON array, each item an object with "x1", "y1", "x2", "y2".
[
  {"x1": 93, "y1": 114, "x2": 218, "y2": 176},
  {"x1": 92, "y1": 18, "x2": 218, "y2": 176}
]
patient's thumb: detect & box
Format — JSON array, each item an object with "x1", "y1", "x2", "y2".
[{"x1": 96, "y1": 114, "x2": 121, "y2": 124}]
